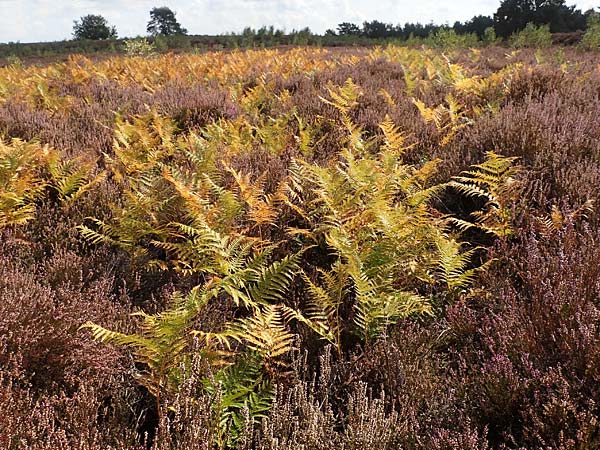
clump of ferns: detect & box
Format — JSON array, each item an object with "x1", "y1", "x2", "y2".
[
  {"x1": 0, "y1": 137, "x2": 104, "y2": 230},
  {"x1": 284, "y1": 79, "x2": 519, "y2": 352},
  {"x1": 79, "y1": 111, "x2": 290, "y2": 270},
  {"x1": 0, "y1": 138, "x2": 50, "y2": 228},
  {"x1": 81, "y1": 237, "x2": 306, "y2": 447}
]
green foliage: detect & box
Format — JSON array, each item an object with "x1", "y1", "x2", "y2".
[
  {"x1": 47, "y1": 153, "x2": 105, "y2": 202},
  {"x1": 483, "y1": 27, "x2": 499, "y2": 45},
  {"x1": 207, "y1": 351, "x2": 274, "y2": 447},
  {"x1": 510, "y1": 23, "x2": 552, "y2": 48},
  {"x1": 82, "y1": 234, "x2": 303, "y2": 439},
  {"x1": 494, "y1": 0, "x2": 586, "y2": 38},
  {"x1": 290, "y1": 27, "x2": 313, "y2": 45},
  {"x1": 81, "y1": 288, "x2": 207, "y2": 410},
  {"x1": 337, "y1": 22, "x2": 361, "y2": 36},
  {"x1": 581, "y1": 13, "x2": 600, "y2": 50},
  {"x1": 153, "y1": 35, "x2": 169, "y2": 52},
  {"x1": 72, "y1": 14, "x2": 117, "y2": 40},
  {"x1": 436, "y1": 239, "x2": 487, "y2": 290},
  {"x1": 428, "y1": 28, "x2": 480, "y2": 48},
  {"x1": 82, "y1": 260, "x2": 302, "y2": 443},
  {"x1": 205, "y1": 299, "x2": 302, "y2": 447}
]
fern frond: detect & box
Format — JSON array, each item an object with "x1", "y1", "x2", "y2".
[
  {"x1": 246, "y1": 251, "x2": 302, "y2": 304},
  {"x1": 449, "y1": 151, "x2": 522, "y2": 237},
  {"x1": 227, "y1": 304, "x2": 296, "y2": 361},
  {"x1": 379, "y1": 116, "x2": 408, "y2": 154},
  {"x1": 319, "y1": 78, "x2": 363, "y2": 114},
  {"x1": 436, "y1": 239, "x2": 482, "y2": 290},
  {"x1": 208, "y1": 351, "x2": 274, "y2": 447},
  {"x1": 0, "y1": 138, "x2": 51, "y2": 228}
]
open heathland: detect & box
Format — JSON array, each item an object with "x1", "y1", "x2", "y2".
[{"x1": 1, "y1": 45, "x2": 600, "y2": 449}]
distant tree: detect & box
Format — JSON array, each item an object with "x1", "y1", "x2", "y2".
[
  {"x1": 336, "y1": 22, "x2": 361, "y2": 36},
  {"x1": 362, "y1": 20, "x2": 394, "y2": 38},
  {"x1": 460, "y1": 15, "x2": 495, "y2": 38},
  {"x1": 494, "y1": 0, "x2": 533, "y2": 37},
  {"x1": 72, "y1": 14, "x2": 117, "y2": 40},
  {"x1": 536, "y1": 1, "x2": 586, "y2": 32},
  {"x1": 453, "y1": 21, "x2": 467, "y2": 34},
  {"x1": 290, "y1": 27, "x2": 313, "y2": 45},
  {"x1": 146, "y1": 7, "x2": 187, "y2": 36},
  {"x1": 402, "y1": 22, "x2": 439, "y2": 39},
  {"x1": 494, "y1": 0, "x2": 585, "y2": 37}
]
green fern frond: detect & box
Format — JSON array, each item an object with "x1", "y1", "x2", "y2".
[
  {"x1": 246, "y1": 252, "x2": 302, "y2": 304},
  {"x1": 207, "y1": 351, "x2": 274, "y2": 447},
  {"x1": 47, "y1": 153, "x2": 105, "y2": 202},
  {"x1": 436, "y1": 239, "x2": 483, "y2": 290}
]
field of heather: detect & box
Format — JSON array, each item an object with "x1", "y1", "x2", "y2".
[{"x1": 2, "y1": 46, "x2": 600, "y2": 449}]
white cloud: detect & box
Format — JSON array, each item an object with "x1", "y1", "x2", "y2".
[{"x1": 0, "y1": 0, "x2": 597, "y2": 43}]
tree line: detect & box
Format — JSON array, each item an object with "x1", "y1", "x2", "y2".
[
  {"x1": 332, "y1": 0, "x2": 593, "y2": 39},
  {"x1": 74, "y1": 1, "x2": 594, "y2": 42}
]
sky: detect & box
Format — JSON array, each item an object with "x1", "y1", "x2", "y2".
[{"x1": 0, "y1": 0, "x2": 597, "y2": 44}]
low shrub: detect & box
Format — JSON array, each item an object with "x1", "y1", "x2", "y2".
[
  {"x1": 581, "y1": 13, "x2": 600, "y2": 49},
  {"x1": 428, "y1": 28, "x2": 480, "y2": 48},
  {"x1": 510, "y1": 23, "x2": 552, "y2": 48}
]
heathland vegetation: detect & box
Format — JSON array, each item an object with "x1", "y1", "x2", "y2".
[{"x1": 2, "y1": 41, "x2": 600, "y2": 449}]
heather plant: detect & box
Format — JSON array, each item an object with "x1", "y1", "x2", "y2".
[{"x1": 446, "y1": 223, "x2": 600, "y2": 448}]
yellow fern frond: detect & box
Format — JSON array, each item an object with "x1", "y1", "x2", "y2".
[{"x1": 319, "y1": 78, "x2": 363, "y2": 114}]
